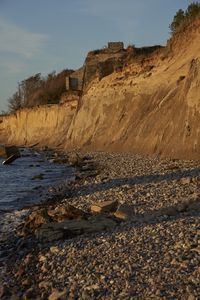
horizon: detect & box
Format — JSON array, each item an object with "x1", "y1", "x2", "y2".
[{"x1": 0, "y1": 0, "x2": 194, "y2": 111}]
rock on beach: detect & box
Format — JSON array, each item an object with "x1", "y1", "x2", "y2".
[{"x1": 0, "y1": 152, "x2": 200, "y2": 299}]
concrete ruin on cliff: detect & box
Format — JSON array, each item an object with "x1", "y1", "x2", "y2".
[{"x1": 60, "y1": 42, "x2": 125, "y2": 105}]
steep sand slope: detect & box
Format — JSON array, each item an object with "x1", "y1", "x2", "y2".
[
  {"x1": 0, "y1": 102, "x2": 77, "y2": 147},
  {"x1": 65, "y1": 20, "x2": 200, "y2": 159},
  {"x1": 1, "y1": 20, "x2": 200, "y2": 159}
]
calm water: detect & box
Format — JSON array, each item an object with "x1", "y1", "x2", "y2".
[{"x1": 0, "y1": 148, "x2": 74, "y2": 211}]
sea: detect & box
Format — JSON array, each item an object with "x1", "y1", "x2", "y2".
[{"x1": 0, "y1": 148, "x2": 74, "y2": 211}]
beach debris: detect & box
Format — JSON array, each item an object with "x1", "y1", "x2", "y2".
[
  {"x1": 18, "y1": 204, "x2": 87, "y2": 237},
  {"x1": 2, "y1": 153, "x2": 20, "y2": 165},
  {"x1": 91, "y1": 200, "x2": 118, "y2": 213},
  {"x1": 18, "y1": 201, "x2": 118, "y2": 241},
  {"x1": 36, "y1": 215, "x2": 116, "y2": 242}
]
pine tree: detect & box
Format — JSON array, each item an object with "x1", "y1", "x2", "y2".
[{"x1": 169, "y1": 9, "x2": 185, "y2": 33}]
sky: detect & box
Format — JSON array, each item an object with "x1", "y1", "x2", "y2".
[{"x1": 0, "y1": 0, "x2": 195, "y2": 111}]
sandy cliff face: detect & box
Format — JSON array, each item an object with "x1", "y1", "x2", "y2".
[
  {"x1": 65, "y1": 20, "x2": 200, "y2": 159},
  {"x1": 0, "y1": 102, "x2": 77, "y2": 147},
  {"x1": 1, "y1": 20, "x2": 200, "y2": 159}
]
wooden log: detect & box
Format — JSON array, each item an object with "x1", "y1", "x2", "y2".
[{"x1": 2, "y1": 154, "x2": 20, "y2": 165}]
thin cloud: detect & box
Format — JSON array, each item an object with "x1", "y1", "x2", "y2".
[
  {"x1": 0, "y1": 59, "x2": 26, "y2": 74},
  {"x1": 78, "y1": 0, "x2": 141, "y2": 18},
  {"x1": 0, "y1": 17, "x2": 48, "y2": 58},
  {"x1": 76, "y1": 0, "x2": 142, "y2": 37}
]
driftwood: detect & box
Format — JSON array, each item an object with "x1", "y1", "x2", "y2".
[{"x1": 2, "y1": 153, "x2": 20, "y2": 165}]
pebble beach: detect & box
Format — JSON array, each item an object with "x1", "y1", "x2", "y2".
[{"x1": 0, "y1": 152, "x2": 200, "y2": 299}]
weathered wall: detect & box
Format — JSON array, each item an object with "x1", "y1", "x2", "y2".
[
  {"x1": 66, "y1": 67, "x2": 84, "y2": 91},
  {"x1": 107, "y1": 42, "x2": 124, "y2": 52},
  {"x1": 84, "y1": 51, "x2": 125, "y2": 87}
]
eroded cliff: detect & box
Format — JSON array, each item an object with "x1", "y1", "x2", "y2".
[
  {"x1": 1, "y1": 19, "x2": 200, "y2": 159},
  {"x1": 0, "y1": 101, "x2": 77, "y2": 148},
  {"x1": 65, "y1": 18, "x2": 200, "y2": 159}
]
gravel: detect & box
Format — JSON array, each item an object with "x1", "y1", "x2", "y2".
[{"x1": 0, "y1": 152, "x2": 200, "y2": 299}]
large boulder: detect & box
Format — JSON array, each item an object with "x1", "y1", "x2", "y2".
[
  {"x1": 36, "y1": 215, "x2": 116, "y2": 242},
  {"x1": 47, "y1": 204, "x2": 88, "y2": 222},
  {"x1": 18, "y1": 204, "x2": 88, "y2": 236},
  {"x1": 19, "y1": 208, "x2": 51, "y2": 236},
  {"x1": 0, "y1": 145, "x2": 20, "y2": 158}
]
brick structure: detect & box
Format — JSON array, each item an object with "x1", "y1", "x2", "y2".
[
  {"x1": 66, "y1": 77, "x2": 83, "y2": 91},
  {"x1": 65, "y1": 42, "x2": 124, "y2": 97},
  {"x1": 107, "y1": 42, "x2": 124, "y2": 53},
  {"x1": 66, "y1": 67, "x2": 84, "y2": 92}
]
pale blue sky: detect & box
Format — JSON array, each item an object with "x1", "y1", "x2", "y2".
[{"x1": 0, "y1": 0, "x2": 194, "y2": 111}]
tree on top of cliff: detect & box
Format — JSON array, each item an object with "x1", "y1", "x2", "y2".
[
  {"x1": 170, "y1": 2, "x2": 200, "y2": 34},
  {"x1": 7, "y1": 69, "x2": 73, "y2": 112},
  {"x1": 169, "y1": 9, "x2": 185, "y2": 34},
  {"x1": 8, "y1": 91, "x2": 22, "y2": 113},
  {"x1": 186, "y1": 1, "x2": 200, "y2": 18}
]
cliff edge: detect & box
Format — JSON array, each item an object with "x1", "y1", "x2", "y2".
[
  {"x1": 65, "y1": 18, "x2": 200, "y2": 159},
  {"x1": 1, "y1": 18, "x2": 200, "y2": 159}
]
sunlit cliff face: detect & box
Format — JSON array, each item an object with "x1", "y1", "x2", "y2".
[{"x1": 1, "y1": 19, "x2": 200, "y2": 159}]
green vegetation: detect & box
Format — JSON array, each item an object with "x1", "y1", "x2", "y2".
[
  {"x1": 8, "y1": 69, "x2": 73, "y2": 113},
  {"x1": 170, "y1": 2, "x2": 200, "y2": 34}
]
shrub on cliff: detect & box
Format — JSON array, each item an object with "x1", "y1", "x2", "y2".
[
  {"x1": 7, "y1": 69, "x2": 73, "y2": 112},
  {"x1": 170, "y1": 2, "x2": 200, "y2": 34},
  {"x1": 169, "y1": 9, "x2": 185, "y2": 34},
  {"x1": 8, "y1": 91, "x2": 23, "y2": 113}
]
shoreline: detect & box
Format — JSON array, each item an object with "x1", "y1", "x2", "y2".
[{"x1": 1, "y1": 151, "x2": 200, "y2": 299}]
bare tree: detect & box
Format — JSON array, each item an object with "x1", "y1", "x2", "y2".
[{"x1": 8, "y1": 91, "x2": 22, "y2": 113}]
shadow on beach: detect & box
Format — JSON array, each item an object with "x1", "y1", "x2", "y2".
[{"x1": 70, "y1": 166, "x2": 200, "y2": 197}]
